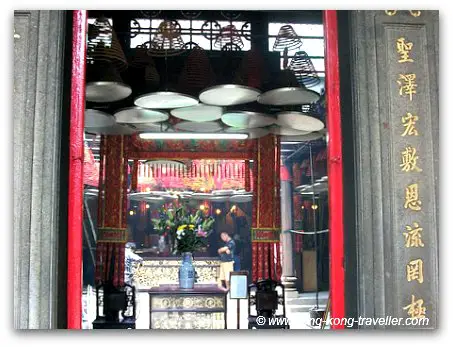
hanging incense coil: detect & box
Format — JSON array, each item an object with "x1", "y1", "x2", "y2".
[
  {"x1": 214, "y1": 25, "x2": 244, "y2": 50},
  {"x1": 277, "y1": 69, "x2": 301, "y2": 88},
  {"x1": 216, "y1": 50, "x2": 243, "y2": 84},
  {"x1": 301, "y1": 103, "x2": 319, "y2": 115},
  {"x1": 144, "y1": 60, "x2": 160, "y2": 89},
  {"x1": 87, "y1": 17, "x2": 128, "y2": 71},
  {"x1": 85, "y1": 62, "x2": 132, "y2": 103},
  {"x1": 178, "y1": 46, "x2": 216, "y2": 94},
  {"x1": 234, "y1": 47, "x2": 265, "y2": 89},
  {"x1": 129, "y1": 46, "x2": 153, "y2": 68},
  {"x1": 273, "y1": 25, "x2": 303, "y2": 52},
  {"x1": 288, "y1": 51, "x2": 321, "y2": 88},
  {"x1": 148, "y1": 20, "x2": 185, "y2": 57}
]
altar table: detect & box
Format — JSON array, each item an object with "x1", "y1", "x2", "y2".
[{"x1": 148, "y1": 284, "x2": 227, "y2": 329}]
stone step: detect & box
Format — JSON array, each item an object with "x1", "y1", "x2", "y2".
[
  {"x1": 288, "y1": 304, "x2": 327, "y2": 313},
  {"x1": 286, "y1": 297, "x2": 328, "y2": 307}
]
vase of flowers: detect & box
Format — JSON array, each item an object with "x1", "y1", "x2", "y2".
[
  {"x1": 152, "y1": 203, "x2": 214, "y2": 288},
  {"x1": 176, "y1": 224, "x2": 211, "y2": 289}
]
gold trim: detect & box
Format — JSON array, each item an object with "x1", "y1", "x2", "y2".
[
  {"x1": 252, "y1": 228, "x2": 280, "y2": 231},
  {"x1": 251, "y1": 227, "x2": 280, "y2": 242},
  {"x1": 251, "y1": 240, "x2": 279, "y2": 243},
  {"x1": 134, "y1": 260, "x2": 220, "y2": 288},
  {"x1": 409, "y1": 10, "x2": 421, "y2": 17},
  {"x1": 385, "y1": 10, "x2": 397, "y2": 16},
  {"x1": 98, "y1": 227, "x2": 128, "y2": 243}
]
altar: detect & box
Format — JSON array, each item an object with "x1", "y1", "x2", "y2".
[
  {"x1": 148, "y1": 284, "x2": 227, "y2": 329},
  {"x1": 133, "y1": 257, "x2": 221, "y2": 290}
]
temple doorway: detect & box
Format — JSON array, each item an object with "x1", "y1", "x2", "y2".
[{"x1": 76, "y1": 9, "x2": 341, "y2": 329}]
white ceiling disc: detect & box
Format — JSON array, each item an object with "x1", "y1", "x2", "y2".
[
  {"x1": 114, "y1": 107, "x2": 169, "y2": 124},
  {"x1": 135, "y1": 91, "x2": 199, "y2": 109},
  {"x1": 199, "y1": 84, "x2": 261, "y2": 106},
  {"x1": 277, "y1": 111, "x2": 324, "y2": 132},
  {"x1": 257, "y1": 87, "x2": 319, "y2": 106},
  {"x1": 225, "y1": 127, "x2": 270, "y2": 139},
  {"x1": 174, "y1": 121, "x2": 223, "y2": 132},
  {"x1": 269, "y1": 125, "x2": 311, "y2": 136},
  {"x1": 85, "y1": 109, "x2": 116, "y2": 128},
  {"x1": 229, "y1": 194, "x2": 253, "y2": 203},
  {"x1": 170, "y1": 104, "x2": 224, "y2": 122},
  {"x1": 86, "y1": 81, "x2": 132, "y2": 103},
  {"x1": 281, "y1": 132, "x2": 324, "y2": 142},
  {"x1": 221, "y1": 111, "x2": 275, "y2": 129},
  {"x1": 85, "y1": 124, "x2": 136, "y2": 135}
]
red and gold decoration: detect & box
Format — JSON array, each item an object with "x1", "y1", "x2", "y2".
[
  {"x1": 128, "y1": 134, "x2": 255, "y2": 160},
  {"x1": 95, "y1": 135, "x2": 128, "y2": 287},
  {"x1": 251, "y1": 134, "x2": 282, "y2": 282},
  {"x1": 134, "y1": 159, "x2": 253, "y2": 193}
]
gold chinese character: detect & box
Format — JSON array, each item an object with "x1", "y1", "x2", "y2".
[
  {"x1": 397, "y1": 37, "x2": 414, "y2": 63},
  {"x1": 403, "y1": 295, "x2": 426, "y2": 319},
  {"x1": 403, "y1": 222, "x2": 425, "y2": 248},
  {"x1": 404, "y1": 183, "x2": 422, "y2": 211},
  {"x1": 398, "y1": 74, "x2": 417, "y2": 101},
  {"x1": 406, "y1": 258, "x2": 424, "y2": 283},
  {"x1": 400, "y1": 146, "x2": 422, "y2": 172},
  {"x1": 401, "y1": 112, "x2": 419, "y2": 137}
]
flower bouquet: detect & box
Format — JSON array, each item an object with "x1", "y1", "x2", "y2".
[
  {"x1": 152, "y1": 203, "x2": 215, "y2": 289},
  {"x1": 152, "y1": 203, "x2": 215, "y2": 255}
]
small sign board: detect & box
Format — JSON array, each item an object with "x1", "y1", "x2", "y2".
[{"x1": 229, "y1": 271, "x2": 249, "y2": 299}]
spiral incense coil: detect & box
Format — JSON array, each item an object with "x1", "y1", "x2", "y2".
[
  {"x1": 214, "y1": 25, "x2": 244, "y2": 50},
  {"x1": 85, "y1": 62, "x2": 132, "y2": 103},
  {"x1": 288, "y1": 51, "x2": 321, "y2": 88},
  {"x1": 273, "y1": 25, "x2": 303, "y2": 52},
  {"x1": 144, "y1": 60, "x2": 160, "y2": 88},
  {"x1": 87, "y1": 18, "x2": 128, "y2": 71},
  {"x1": 301, "y1": 103, "x2": 318, "y2": 115},
  {"x1": 148, "y1": 20, "x2": 185, "y2": 57},
  {"x1": 258, "y1": 68, "x2": 320, "y2": 106},
  {"x1": 234, "y1": 48, "x2": 265, "y2": 89},
  {"x1": 129, "y1": 46, "x2": 153, "y2": 68},
  {"x1": 277, "y1": 69, "x2": 301, "y2": 88},
  {"x1": 178, "y1": 47, "x2": 216, "y2": 92}
]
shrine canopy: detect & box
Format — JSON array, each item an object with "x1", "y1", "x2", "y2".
[{"x1": 136, "y1": 159, "x2": 254, "y2": 193}]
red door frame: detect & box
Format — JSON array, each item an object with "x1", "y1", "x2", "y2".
[
  {"x1": 323, "y1": 10, "x2": 345, "y2": 329},
  {"x1": 66, "y1": 9, "x2": 345, "y2": 329},
  {"x1": 67, "y1": 10, "x2": 87, "y2": 329}
]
